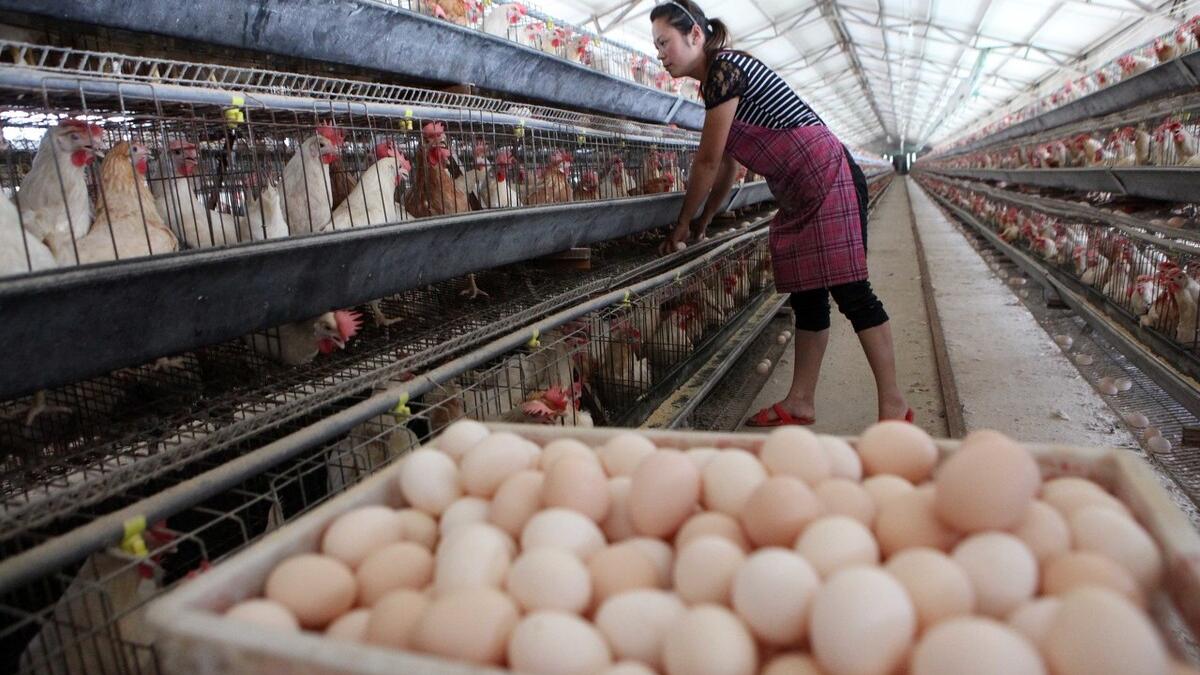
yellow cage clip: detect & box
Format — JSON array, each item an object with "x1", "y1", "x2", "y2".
[
  {"x1": 120, "y1": 515, "x2": 149, "y2": 557},
  {"x1": 224, "y1": 96, "x2": 245, "y2": 129},
  {"x1": 528, "y1": 328, "x2": 541, "y2": 349},
  {"x1": 392, "y1": 392, "x2": 412, "y2": 418},
  {"x1": 620, "y1": 290, "x2": 632, "y2": 308},
  {"x1": 403, "y1": 109, "x2": 414, "y2": 131}
]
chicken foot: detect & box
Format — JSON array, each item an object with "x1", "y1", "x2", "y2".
[
  {"x1": 460, "y1": 273, "x2": 490, "y2": 300},
  {"x1": 370, "y1": 299, "x2": 405, "y2": 327},
  {"x1": 2, "y1": 390, "x2": 72, "y2": 427}
]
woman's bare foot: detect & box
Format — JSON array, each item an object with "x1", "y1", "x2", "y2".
[{"x1": 878, "y1": 395, "x2": 910, "y2": 421}]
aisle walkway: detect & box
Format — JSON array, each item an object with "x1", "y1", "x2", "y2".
[
  {"x1": 744, "y1": 180, "x2": 948, "y2": 437},
  {"x1": 907, "y1": 179, "x2": 1135, "y2": 447}
]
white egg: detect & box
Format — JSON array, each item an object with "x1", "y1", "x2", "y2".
[
  {"x1": 595, "y1": 590, "x2": 687, "y2": 669},
  {"x1": 1075, "y1": 354, "x2": 1094, "y2": 366},
  {"x1": 506, "y1": 547, "x2": 592, "y2": 614},
  {"x1": 398, "y1": 449, "x2": 461, "y2": 516},
  {"x1": 433, "y1": 523, "x2": 513, "y2": 595},
  {"x1": 731, "y1": 548, "x2": 820, "y2": 645},
  {"x1": 1115, "y1": 378, "x2": 1133, "y2": 392},
  {"x1": 1122, "y1": 412, "x2": 1149, "y2": 429},
  {"x1": 508, "y1": 611, "x2": 614, "y2": 675},
  {"x1": 439, "y1": 497, "x2": 490, "y2": 537},
  {"x1": 777, "y1": 333, "x2": 789, "y2": 345},
  {"x1": 952, "y1": 533, "x2": 1038, "y2": 618},
  {"x1": 435, "y1": 420, "x2": 490, "y2": 462},
  {"x1": 1054, "y1": 335, "x2": 1073, "y2": 348},
  {"x1": 794, "y1": 516, "x2": 879, "y2": 578},
  {"x1": 1148, "y1": 435, "x2": 1172, "y2": 454},
  {"x1": 521, "y1": 508, "x2": 606, "y2": 560},
  {"x1": 810, "y1": 567, "x2": 915, "y2": 675},
  {"x1": 756, "y1": 360, "x2": 772, "y2": 375},
  {"x1": 675, "y1": 241, "x2": 687, "y2": 251}
]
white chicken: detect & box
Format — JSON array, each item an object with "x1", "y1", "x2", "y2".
[
  {"x1": 16, "y1": 120, "x2": 104, "y2": 255},
  {"x1": 480, "y1": 148, "x2": 522, "y2": 209},
  {"x1": 65, "y1": 142, "x2": 179, "y2": 265},
  {"x1": 601, "y1": 156, "x2": 636, "y2": 200},
  {"x1": 1129, "y1": 273, "x2": 1156, "y2": 317},
  {"x1": 1168, "y1": 267, "x2": 1200, "y2": 345},
  {"x1": 482, "y1": 1, "x2": 527, "y2": 40},
  {"x1": 152, "y1": 140, "x2": 239, "y2": 248},
  {"x1": 1118, "y1": 53, "x2": 1154, "y2": 79},
  {"x1": 0, "y1": 189, "x2": 55, "y2": 276},
  {"x1": 1166, "y1": 121, "x2": 1200, "y2": 166},
  {"x1": 1080, "y1": 250, "x2": 1111, "y2": 288},
  {"x1": 283, "y1": 123, "x2": 342, "y2": 235},
  {"x1": 320, "y1": 141, "x2": 411, "y2": 232},
  {"x1": 245, "y1": 310, "x2": 362, "y2": 366},
  {"x1": 240, "y1": 177, "x2": 289, "y2": 241}
]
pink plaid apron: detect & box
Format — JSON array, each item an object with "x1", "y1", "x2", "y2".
[{"x1": 725, "y1": 120, "x2": 868, "y2": 292}]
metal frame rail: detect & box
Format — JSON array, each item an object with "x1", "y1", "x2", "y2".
[
  {"x1": 0, "y1": 0, "x2": 709, "y2": 130},
  {"x1": 930, "y1": 166, "x2": 1200, "y2": 206}
]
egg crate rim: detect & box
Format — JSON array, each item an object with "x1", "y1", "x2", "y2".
[{"x1": 145, "y1": 423, "x2": 1200, "y2": 675}]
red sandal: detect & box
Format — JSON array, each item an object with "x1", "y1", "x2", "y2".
[{"x1": 746, "y1": 403, "x2": 815, "y2": 427}]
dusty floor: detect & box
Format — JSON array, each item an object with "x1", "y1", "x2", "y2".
[
  {"x1": 744, "y1": 179, "x2": 947, "y2": 437},
  {"x1": 744, "y1": 178, "x2": 1137, "y2": 448},
  {"x1": 907, "y1": 179, "x2": 1136, "y2": 447}
]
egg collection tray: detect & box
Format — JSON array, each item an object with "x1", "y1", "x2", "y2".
[{"x1": 145, "y1": 424, "x2": 1200, "y2": 674}]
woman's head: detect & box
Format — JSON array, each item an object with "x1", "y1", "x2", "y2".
[{"x1": 650, "y1": 0, "x2": 730, "y2": 79}]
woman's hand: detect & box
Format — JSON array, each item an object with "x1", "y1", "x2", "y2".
[{"x1": 660, "y1": 220, "x2": 693, "y2": 256}]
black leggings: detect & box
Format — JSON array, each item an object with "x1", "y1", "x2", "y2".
[{"x1": 789, "y1": 280, "x2": 889, "y2": 333}]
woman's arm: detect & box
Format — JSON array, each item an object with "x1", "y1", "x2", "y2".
[
  {"x1": 662, "y1": 97, "x2": 738, "y2": 253},
  {"x1": 692, "y1": 155, "x2": 741, "y2": 238}
]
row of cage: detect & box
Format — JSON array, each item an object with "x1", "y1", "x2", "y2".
[
  {"x1": 372, "y1": 0, "x2": 701, "y2": 98},
  {"x1": 933, "y1": 12, "x2": 1200, "y2": 156},
  {"x1": 918, "y1": 92, "x2": 1200, "y2": 171},
  {"x1": 918, "y1": 175, "x2": 1200, "y2": 359},
  {"x1": 0, "y1": 94, "x2": 697, "y2": 277},
  {"x1": 0, "y1": 232, "x2": 774, "y2": 675}
]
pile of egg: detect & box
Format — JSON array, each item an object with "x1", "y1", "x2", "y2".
[{"x1": 224, "y1": 420, "x2": 1197, "y2": 675}]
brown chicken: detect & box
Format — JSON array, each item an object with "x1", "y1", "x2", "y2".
[
  {"x1": 628, "y1": 150, "x2": 677, "y2": 195},
  {"x1": 526, "y1": 149, "x2": 574, "y2": 205},
  {"x1": 328, "y1": 154, "x2": 358, "y2": 212},
  {"x1": 422, "y1": 0, "x2": 482, "y2": 26},
  {"x1": 574, "y1": 169, "x2": 600, "y2": 201},
  {"x1": 67, "y1": 141, "x2": 179, "y2": 265},
  {"x1": 405, "y1": 122, "x2": 471, "y2": 218}
]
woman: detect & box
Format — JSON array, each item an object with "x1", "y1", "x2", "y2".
[{"x1": 652, "y1": 0, "x2": 912, "y2": 425}]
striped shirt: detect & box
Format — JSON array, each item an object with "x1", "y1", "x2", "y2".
[{"x1": 701, "y1": 50, "x2": 824, "y2": 129}]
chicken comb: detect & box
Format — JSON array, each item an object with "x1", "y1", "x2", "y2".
[
  {"x1": 333, "y1": 309, "x2": 363, "y2": 342},
  {"x1": 396, "y1": 153, "x2": 412, "y2": 175},
  {"x1": 495, "y1": 148, "x2": 515, "y2": 165},
  {"x1": 168, "y1": 140, "x2": 197, "y2": 151},
  {"x1": 473, "y1": 139, "x2": 489, "y2": 155},
  {"x1": 62, "y1": 119, "x2": 105, "y2": 137},
  {"x1": 316, "y1": 122, "x2": 345, "y2": 147},
  {"x1": 374, "y1": 139, "x2": 398, "y2": 159},
  {"x1": 422, "y1": 121, "x2": 446, "y2": 140}
]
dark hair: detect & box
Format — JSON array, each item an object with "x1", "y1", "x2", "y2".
[{"x1": 649, "y1": 0, "x2": 732, "y2": 64}]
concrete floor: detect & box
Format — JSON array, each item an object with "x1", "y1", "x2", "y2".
[{"x1": 745, "y1": 178, "x2": 1137, "y2": 448}]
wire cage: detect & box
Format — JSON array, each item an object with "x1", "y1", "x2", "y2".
[
  {"x1": 921, "y1": 175, "x2": 1200, "y2": 360},
  {"x1": 0, "y1": 217, "x2": 725, "y2": 543},
  {"x1": 921, "y1": 92, "x2": 1200, "y2": 171},
  {"x1": 364, "y1": 0, "x2": 702, "y2": 98},
  {"x1": 0, "y1": 41, "x2": 698, "y2": 277},
  {"x1": 0, "y1": 229, "x2": 775, "y2": 675}
]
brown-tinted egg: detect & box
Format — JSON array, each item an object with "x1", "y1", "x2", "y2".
[
  {"x1": 934, "y1": 430, "x2": 1040, "y2": 533},
  {"x1": 676, "y1": 512, "x2": 751, "y2": 552},
  {"x1": 629, "y1": 451, "x2": 702, "y2": 538},
  {"x1": 740, "y1": 476, "x2": 821, "y2": 548}
]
